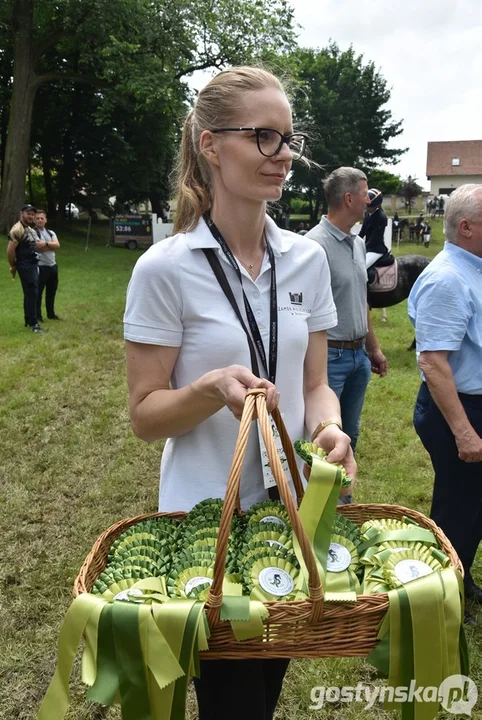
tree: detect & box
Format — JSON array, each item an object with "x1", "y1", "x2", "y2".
[
  {"x1": 367, "y1": 169, "x2": 401, "y2": 196},
  {"x1": 288, "y1": 44, "x2": 406, "y2": 222},
  {"x1": 400, "y1": 175, "x2": 423, "y2": 214},
  {"x1": 0, "y1": 0, "x2": 296, "y2": 232}
]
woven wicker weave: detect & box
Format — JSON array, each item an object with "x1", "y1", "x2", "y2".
[{"x1": 74, "y1": 389, "x2": 462, "y2": 659}]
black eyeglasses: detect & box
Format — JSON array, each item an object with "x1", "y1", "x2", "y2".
[{"x1": 210, "y1": 127, "x2": 307, "y2": 160}]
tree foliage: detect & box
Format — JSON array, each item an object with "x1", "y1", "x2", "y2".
[
  {"x1": 399, "y1": 175, "x2": 423, "y2": 214},
  {"x1": 0, "y1": 0, "x2": 295, "y2": 231},
  {"x1": 288, "y1": 44, "x2": 406, "y2": 222},
  {"x1": 367, "y1": 169, "x2": 402, "y2": 196}
]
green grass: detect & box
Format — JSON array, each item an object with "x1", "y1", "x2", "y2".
[{"x1": 0, "y1": 218, "x2": 480, "y2": 719}]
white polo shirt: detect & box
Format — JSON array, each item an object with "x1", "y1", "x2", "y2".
[{"x1": 124, "y1": 215, "x2": 337, "y2": 512}]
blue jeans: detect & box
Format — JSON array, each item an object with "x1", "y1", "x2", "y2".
[{"x1": 327, "y1": 346, "x2": 372, "y2": 451}]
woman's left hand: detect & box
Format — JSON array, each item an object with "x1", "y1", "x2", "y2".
[{"x1": 313, "y1": 425, "x2": 357, "y2": 485}]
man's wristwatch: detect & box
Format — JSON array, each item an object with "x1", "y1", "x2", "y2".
[{"x1": 311, "y1": 419, "x2": 343, "y2": 442}]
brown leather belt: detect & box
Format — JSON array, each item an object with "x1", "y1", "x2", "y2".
[{"x1": 328, "y1": 339, "x2": 365, "y2": 350}]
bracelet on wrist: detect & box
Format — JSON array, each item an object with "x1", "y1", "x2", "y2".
[{"x1": 311, "y1": 419, "x2": 343, "y2": 442}]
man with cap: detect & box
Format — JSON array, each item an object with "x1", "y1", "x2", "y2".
[
  {"x1": 6, "y1": 204, "x2": 43, "y2": 333},
  {"x1": 359, "y1": 188, "x2": 393, "y2": 282}
]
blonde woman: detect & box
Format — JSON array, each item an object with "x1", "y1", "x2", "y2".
[{"x1": 124, "y1": 66, "x2": 355, "y2": 719}]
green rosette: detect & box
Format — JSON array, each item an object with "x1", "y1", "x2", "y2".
[
  {"x1": 179, "y1": 546, "x2": 238, "y2": 575},
  {"x1": 382, "y1": 547, "x2": 448, "y2": 590},
  {"x1": 237, "y1": 541, "x2": 292, "y2": 584},
  {"x1": 244, "y1": 500, "x2": 291, "y2": 530},
  {"x1": 109, "y1": 519, "x2": 179, "y2": 558},
  {"x1": 362, "y1": 573, "x2": 391, "y2": 595},
  {"x1": 98, "y1": 567, "x2": 156, "y2": 587},
  {"x1": 109, "y1": 537, "x2": 171, "y2": 563},
  {"x1": 294, "y1": 440, "x2": 352, "y2": 488},
  {"x1": 243, "y1": 522, "x2": 293, "y2": 551},
  {"x1": 325, "y1": 534, "x2": 361, "y2": 594},
  {"x1": 92, "y1": 576, "x2": 141, "y2": 598},
  {"x1": 186, "y1": 497, "x2": 224, "y2": 519},
  {"x1": 113, "y1": 543, "x2": 171, "y2": 563},
  {"x1": 332, "y1": 514, "x2": 362, "y2": 547},
  {"x1": 359, "y1": 518, "x2": 438, "y2": 554},
  {"x1": 242, "y1": 548, "x2": 302, "y2": 602},
  {"x1": 167, "y1": 561, "x2": 215, "y2": 600},
  {"x1": 107, "y1": 556, "x2": 169, "y2": 578},
  {"x1": 361, "y1": 518, "x2": 413, "y2": 535},
  {"x1": 361, "y1": 540, "x2": 428, "y2": 568}
]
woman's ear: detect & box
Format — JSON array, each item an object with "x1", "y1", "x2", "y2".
[{"x1": 199, "y1": 130, "x2": 220, "y2": 168}]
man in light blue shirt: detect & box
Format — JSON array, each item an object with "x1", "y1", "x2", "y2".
[{"x1": 408, "y1": 183, "x2": 482, "y2": 624}]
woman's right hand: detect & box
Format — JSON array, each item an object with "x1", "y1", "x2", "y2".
[{"x1": 209, "y1": 365, "x2": 279, "y2": 420}]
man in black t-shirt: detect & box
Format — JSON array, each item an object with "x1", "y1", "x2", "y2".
[{"x1": 6, "y1": 204, "x2": 43, "y2": 333}]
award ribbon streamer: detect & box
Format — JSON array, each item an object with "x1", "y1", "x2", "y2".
[
  {"x1": 368, "y1": 567, "x2": 466, "y2": 720},
  {"x1": 37, "y1": 593, "x2": 106, "y2": 720},
  {"x1": 37, "y1": 580, "x2": 208, "y2": 720},
  {"x1": 294, "y1": 455, "x2": 342, "y2": 591}
]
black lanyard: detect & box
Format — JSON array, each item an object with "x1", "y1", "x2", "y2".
[{"x1": 203, "y1": 213, "x2": 278, "y2": 384}]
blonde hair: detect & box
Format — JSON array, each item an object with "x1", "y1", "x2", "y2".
[{"x1": 173, "y1": 67, "x2": 286, "y2": 233}]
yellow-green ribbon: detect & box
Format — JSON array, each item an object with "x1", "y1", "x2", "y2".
[
  {"x1": 37, "y1": 579, "x2": 209, "y2": 720},
  {"x1": 37, "y1": 594, "x2": 106, "y2": 720},
  {"x1": 368, "y1": 568, "x2": 466, "y2": 720},
  {"x1": 294, "y1": 455, "x2": 342, "y2": 592}
]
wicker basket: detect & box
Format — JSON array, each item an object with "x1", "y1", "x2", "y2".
[{"x1": 74, "y1": 389, "x2": 462, "y2": 660}]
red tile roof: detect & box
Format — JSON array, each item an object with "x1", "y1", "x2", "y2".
[{"x1": 427, "y1": 140, "x2": 482, "y2": 177}]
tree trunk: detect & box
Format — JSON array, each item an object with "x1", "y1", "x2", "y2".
[
  {"x1": 0, "y1": 0, "x2": 36, "y2": 233},
  {"x1": 0, "y1": 107, "x2": 8, "y2": 185},
  {"x1": 27, "y1": 160, "x2": 34, "y2": 204},
  {"x1": 41, "y1": 143, "x2": 56, "y2": 216}
]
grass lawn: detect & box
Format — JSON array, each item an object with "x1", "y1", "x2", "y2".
[{"x1": 0, "y1": 218, "x2": 480, "y2": 719}]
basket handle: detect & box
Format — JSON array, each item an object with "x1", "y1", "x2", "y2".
[
  {"x1": 234, "y1": 404, "x2": 305, "y2": 511},
  {"x1": 271, "y1": 406, "x2": 305, "y2": 505},
  {"x1": 207, "y1": 388, "x2": 324, "y2": 625}
]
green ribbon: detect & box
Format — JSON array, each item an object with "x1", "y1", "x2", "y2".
[
  {"x1": 37, "y1": 594, "x2": 106, "y2": 720},
  {"x1": 368, "y1": 568, "x2": 466, "y2": 720},
  {"x1": 114, "y1": 601, "x2": 152, "y2": 720},
  {"x1": 88, "y1": 603, "x2": 120, "y2": 705},
  {"x1": 294, "y1": 455, "x2": 342, "y2": 592},
  {"x1": 230, "y1": 601, "x2": 270, "y2": 641},
  {"x1": 37, "y1": 580, "x2": 209, "y2": 720},
  {"x1": 358, "y1": 528, "x2": 437, "y2": 553}
]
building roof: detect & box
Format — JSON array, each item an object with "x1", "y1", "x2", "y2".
[{"x1": 426, "y1": 140, "x2": 482, "y2": 178}]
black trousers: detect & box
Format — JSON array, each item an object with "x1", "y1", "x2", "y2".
[
  {"x1": 16, "y1": 263, "x2": 39, "y2": 327},
  {"x1": 194, "y1": 658, "x2": 289, "y2": 720},
  {"x1": 414, "y1": 383, "x2": 482, "y2": 589},
  {"x1": 37, "y1": 264, "x2": 59, "y2": 318}
]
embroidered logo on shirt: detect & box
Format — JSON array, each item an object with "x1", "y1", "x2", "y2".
[{"x1": 289, "y1": 292, "x2": 303, "y2": 305}]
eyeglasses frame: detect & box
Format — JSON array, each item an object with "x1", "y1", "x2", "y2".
[{"x1": 210, "y1": 127, "x2": 307, "y2": 160}]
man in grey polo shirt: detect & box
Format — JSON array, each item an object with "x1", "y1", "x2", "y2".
[{"x1": 306, "y1": 167, "x2": 387, "y2": 462}]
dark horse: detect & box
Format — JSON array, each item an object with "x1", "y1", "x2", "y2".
[{"x1": 368, "y1": 254, "x2": 431, "y2": 349}]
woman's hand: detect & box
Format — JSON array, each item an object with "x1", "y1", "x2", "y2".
[
  {"x1": 312, "y1": 425, "x2": 357, "y2": 495},
  {"x1": 210, "y1": 365, "x2": 279, "y2": 420}
]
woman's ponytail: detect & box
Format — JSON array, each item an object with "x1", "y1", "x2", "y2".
[{"x1": 173, "y1": 111, "x2": 211, "y2": 233}]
